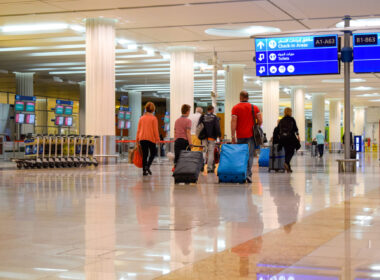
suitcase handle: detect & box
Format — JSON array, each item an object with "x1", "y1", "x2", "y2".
[{"x1": 186, "y1": 145, "x2": 204, "y2": 150}]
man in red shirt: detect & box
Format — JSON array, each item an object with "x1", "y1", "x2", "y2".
[{"x1": 231, "y1": 90, "x2": 263, "y2": 183}]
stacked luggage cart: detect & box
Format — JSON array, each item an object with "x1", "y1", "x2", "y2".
[{"x1": 13, "y1": 135, "x2": 99, "y2": 169}]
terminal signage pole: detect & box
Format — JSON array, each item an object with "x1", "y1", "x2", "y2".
[{"x1": 343, "y1": 16, "x2": 352, "y2": 160}]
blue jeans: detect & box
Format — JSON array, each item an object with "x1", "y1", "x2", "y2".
[{"x1": 237, "y1": 137, "x2": 255, "y2": 178}]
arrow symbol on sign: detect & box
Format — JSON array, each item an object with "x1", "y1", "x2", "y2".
[
  {"x1": 258, "y1": 53, "x2": 265, "y2": 61},
  {"x1": 259, "y1": 66, "x2": 265, "y2": 74},
  {"x1": 257, "y1": 41, "x2": 265, "y2": 50}
]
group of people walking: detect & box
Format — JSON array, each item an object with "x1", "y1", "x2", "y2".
[{"x1": 135, "y1": 90, "x2": 307, "y2": 179}]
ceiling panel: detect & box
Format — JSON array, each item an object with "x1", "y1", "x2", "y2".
[
  {"x1": 271, "y1": 0, "x2": 380, "y2": 19},
  {"x1": 128, "y1": 27, "x2": 211, "y2": 42},
  {"x1": 0, "y1": 1, "x2": 65, "y2": 16}
]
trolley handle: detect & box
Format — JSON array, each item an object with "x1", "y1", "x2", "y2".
[{"x1": 186, "y1": 145, "x2": 204, "y2": 151}]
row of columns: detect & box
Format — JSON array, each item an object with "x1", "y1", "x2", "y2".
[{"x1": 13, "y1": 17, "x2": 367, "y2": 149}]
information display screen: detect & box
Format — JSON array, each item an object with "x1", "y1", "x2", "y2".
[
  {"x1": 15, "y1": 101, "x2": 25, "y2": 111},
  {"x1": 257, "y1": 274, "x2": 338, "y2": 280},
  {"x1": 55, "y1": 105, "x2": 64, "y2": 114},
  {"x1": 353, "y1": 33, "x2": 380, "y2": 73},
  {"x1": 164, "y1": 114, "x2": 170, "y2": 123},
  {"x1": 55, "y1": 116, "x2": 64, "y2": 126},
  {"x1": 164, "y1": 123, "x2": 170, "y2": 132},
  {"x1": 118, "y1": 120, "x2": 125, "y2": 129},
  {"x1": 25, "y1": 102, "x2": 35, "y2": 112},
  {"x1": 124, "y1": 121, "x2": 131, "y2": 129},
  {"x1": 15, "y1": 113, "x2": 25, "y2": 124},
  {"x1": 64, "y1": 117, "x2": 73, "y2": 126},
  {"x1": 25, "y1": 114, "x2": 35, "y2": 124},
  {"x1": 255, "y1": 35, "x2": 339, "y2": 76},
  {"x1": 118, "y1": 111, "x2": 125, "y2": 119},
  {"x1": 64, "y1": 106, "x2": 73, "y2": 115},
  {"x1": 125, "y1": 111, "x2": 131, "y2": 120}
]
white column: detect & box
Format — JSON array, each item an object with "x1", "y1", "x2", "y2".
[
  {"x1": 79, "y1": 82, "x2": 86, "y2": 135},
  {"x1": 262, "y1": 79, "x2": 279, "y2": 138},
  {"x1": 354, "y1": 107, "x2": 365, "y2": 136},
  {"x1": 129, "y1": 91, "x2": 141, "y2": 140},
  {"x1": 225, "y1": 64, "x2": 244, "y2": 139},
  {"x1": 85, "y1": 18, "x2": 116, "y2": 136},
  {"x1": 15, "y1": 72, "x2": 34, "y2": 96},
  {"x1": 312, "y1": 93, "x2": 325, "y2": 138},
  {"x1": 168, "y1": 46, "x2": 195, "y2": 138},
  {"x1": 292, "y1": 88, "x2": 305, "y2": 143},
  {"x1": 329, "y1": 99, "x2": 341, "y2": 151}
]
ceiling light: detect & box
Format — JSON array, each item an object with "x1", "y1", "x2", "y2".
[
  {"x1": 357, "y1": 93, "x2": 380, "y2": 97},
  {"x1": 369, "y1": 99, "x2": 380, "y2": 102},
  {"x1": 205, "y1": 26, "x2": 281, "y2": 38},
  {"x1": 49, "y1": 71, "x2": 85, "y2": 75},
  {"x1": 117, "y1": 38, "x2": 134, "y2": 45},
  {"x1": 352, "y1": 86, "x2": 375, "y2": 91},
  {"x1": 35, "y1": 62, "x2": 84, "y2": 66},
  {"x1": 336, "y1": 18, "x2": 380, "y2": 28},
  {"x1": 29, "y1": 51, "x2": 85, "y2": 57},
  {"x1": 162, "y1": 53, "x2": 170, "y2": 60},
  {"x1": 143, "y1": 47, "x2": 156, "y2": 56},
  {"x1": 1, "y1": 23, "x2": 68, "y2": 33},
  {"x1": 69, "y1": 24, "x2": 85, "y2": 33},
  {"x1": 322, "y1": 78, "x2": 366, "y2": 83}
]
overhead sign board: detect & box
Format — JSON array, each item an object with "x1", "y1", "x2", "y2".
[
  {"x1": 353, "y1": 33, "x2": 380, "y2": 73},
  {"x1": 255, "y1": 35, "x2": 339, "y2": 76}
]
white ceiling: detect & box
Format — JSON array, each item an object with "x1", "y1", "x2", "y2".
[{"x1": 1, "y1": 0, "x2": 380, "y2": 106}]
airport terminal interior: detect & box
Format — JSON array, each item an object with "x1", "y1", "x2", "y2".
[{"x1": 1, "y1": 0, "x2": 380, "y2": 279}]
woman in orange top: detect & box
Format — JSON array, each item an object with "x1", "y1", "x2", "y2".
[{"x1": 136, "y1": 102, "x2": 160, "y2": 176}]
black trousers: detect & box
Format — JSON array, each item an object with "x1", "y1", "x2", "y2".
[
  {"x1": 174, "y1": 138, "x2": 189, "y2": 165},
  {"x1": 283, "y1": 144, "x2": 295, "y2": 167},
  {"x1": 317, "y1": 144, "x2": 324, "y2": 157},
  {"x1": 140, "y1": 140, "x2": 156, "y2": 170}
]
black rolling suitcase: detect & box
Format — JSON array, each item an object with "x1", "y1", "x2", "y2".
[
  {"x1": 173, "y1": 147, "x2": 204, "y2": 184},
  {"x1": 269, "y1": 144, "x2": 285, "y2": 172}
]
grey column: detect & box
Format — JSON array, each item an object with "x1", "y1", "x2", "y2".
[
  {"x1": 15, "y1": 72, "x2": 34, "y2": 97},
  {"x1": 79, "y1": 82, "x2": 86, "y2": 135},
  {"x1": 129, "y1": 91, "x2": 142, "y2": 140}
]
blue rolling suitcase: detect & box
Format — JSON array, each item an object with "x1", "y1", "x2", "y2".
[
  {"x1": 217, "y1": 144, "x2": 249, "y2": 183},
  {"x1": 258, "y1": 147, "x2": 270, "y2": 167}
]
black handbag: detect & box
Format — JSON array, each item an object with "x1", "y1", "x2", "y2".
[{"x1": 251, "y1": 105, "x2": 264, "y2": 146}]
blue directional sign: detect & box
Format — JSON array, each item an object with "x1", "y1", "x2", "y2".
[
  {"x1": 255, "y1": 35, "x2": 339, "y2": 76},
  {"x1": 353, "y1": 33, "x2": 380, "y2": 73}
]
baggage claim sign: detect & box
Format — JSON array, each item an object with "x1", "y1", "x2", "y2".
[{"x1": 255, "y1": 35, "x2": 339, "y2": 76}]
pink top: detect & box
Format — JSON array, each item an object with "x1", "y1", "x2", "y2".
[
  {"x1": 136, "y1": 114, "x2": 160, "y2": 143},
  {"x1": 174, "y1": 116, "x2": 191, "y2": 141}
]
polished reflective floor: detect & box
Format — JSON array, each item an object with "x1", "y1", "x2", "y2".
[{"x1": 0, "y1": 152, "x2": 379, "y2": 279}]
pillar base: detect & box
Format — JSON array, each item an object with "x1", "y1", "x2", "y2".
[
  {"x1": 329, "y1": 142, "x2": 342, "y2": 153},
  {"x1": 95, "y1": 135, "x2": 118, "y2": 164},
  {"x1": 337, "y1": 159, "x2": 358, "y2": 173}
]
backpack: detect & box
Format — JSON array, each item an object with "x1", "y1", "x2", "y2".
[
  {"x1": 195, "y1": 116, "x2": 207, "y2": 140},
  {"x1": 279, "y1": 118, "x2": 294, "y2": 139}
]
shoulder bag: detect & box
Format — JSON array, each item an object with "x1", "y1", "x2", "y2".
[{"x1": 251, "y1": 104, "x2": 264, "y2": 146}]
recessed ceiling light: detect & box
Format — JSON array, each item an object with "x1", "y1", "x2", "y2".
[
  {"x1": 322, "y1": 78, "x2": 366, "y2": 83},
  {"x1": 1, "y1": 23, "x2": 68, "y2": 33},
  {"x1": 352, "y1": 86, "x2": 375, "y2": 91},
  {"x1": 205, "y1": 26, "x2": 281, "y2": 38},
  {"x1": 336, "y1": 18, "x2": 380, "y2": 28},
  {"x1": 357, "y1": 93, "x2": 380, "y2": 97}
]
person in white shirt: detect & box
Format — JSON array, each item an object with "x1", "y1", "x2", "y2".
[{"x1": 189, "y1": 107, "x2": 203, "y2": 151}]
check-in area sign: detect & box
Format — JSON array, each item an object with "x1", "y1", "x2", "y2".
[
  {"x1": 353, "y1": 33, "x2": 380, "y2": 73},
  {"x1": 255, "y1": 35, "x2": 340, "y2": 76}
]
